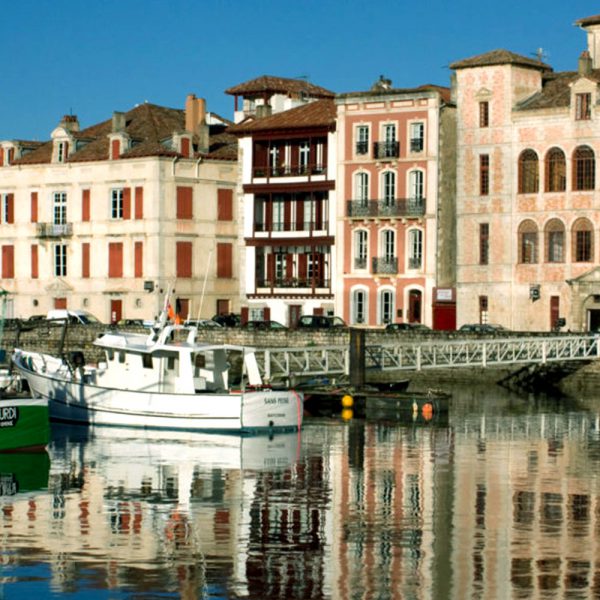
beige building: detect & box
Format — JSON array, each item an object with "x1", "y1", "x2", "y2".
[
  {"x1": 451, "y1": 14, "x2": 600, "y2": 332},
  {"x1": 0, "y1": 94, "x2": 239, "y2": 323}
]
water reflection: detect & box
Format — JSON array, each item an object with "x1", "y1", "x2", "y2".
[{"x1": 1, "y1": 386, "x2": 600, "y2": 598}]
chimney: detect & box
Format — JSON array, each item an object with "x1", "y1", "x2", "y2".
[
  {"x1": 450, "y1": 72, "x2": 457, "y2": 104},
  {"x1": 579, "y1": 49, "x2": 593, "y2": 75},
  {"x1": 577, "y1": 15, "x2": 600, "y2": 69},
  {"x1": 112, "y1": 111, "x2": 126, "y2": 132},
  {"x1": 185, "y1": 94, "x2": 209, "y2": 154},
  {"x1": 60, "y1": 114, "x2": 79, "y2": 133},
  {"x1": 371, "y1": 75, "x2": 392, "y2": 92}
]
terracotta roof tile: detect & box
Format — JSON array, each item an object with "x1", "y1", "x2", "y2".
[
  {"x1": 225, "y1": 75, "x2": 334, "y2": 98},
  {"x1": 575, "y1": 14, "x2": 600, "y2": 27},
  {"x1": 450, "y1": 49, "x2": 551, "y2": 71},
  {"x1": 228, "y1": 99, "x2": 336, "y2": 135}
]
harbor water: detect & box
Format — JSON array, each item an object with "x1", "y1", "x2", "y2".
[{"x1": 2, "y1": 383, "x2": 600, "y2": 599}]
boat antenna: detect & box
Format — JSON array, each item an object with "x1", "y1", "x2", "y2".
[{"x1": 197, "y1": 249, "x2": 213, "y2": 322}]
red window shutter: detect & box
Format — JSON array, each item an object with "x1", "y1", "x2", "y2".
[
  {"x1": 264, "y1": 307, "x2": 271, "y2": 321},
  {"x1": 134, "y1": 241, "x2": 143, "y2": 278},
  {"x1": 286, "y1": 254, "x2": 294, "y2": 278},
  {"x1": 122, "y1": 187, "x2": 131, "y2": 220},
  {"x1": 64, "y1": 142, "x2": 69, "y2": 160},
  {"x1": 111, "y1": 139, "x2": 120, "y2": 159},
  {"x1": 82, "y1": 243, "x2": 90, "y2": 278},
  {"x1": 296, "y1": 201, "x2": 304, "y2": 229},
  {"x1": 217, "y1": 189, "x2": 233, "y2": 221},
  {"x1": 298, "y1": 254, "x2": 307, "y2": 278},
  {"x1": 31, "y1": 192, "x2": 38, "y2": 223},
  {"x1": 181, "y1": 137, "x2": 191, "y2": 158},
  {"x1": 176, "y1": 241, "x2": 192, "y2": 278},
  {"x1": 108, "y1": 242, "x2": 123, "y2": 278},
  {"x1": 6, "y1": 194, "x2": 14, "y2": 224},
  {"x1": 267, "y1": 253, "x2": 274, "y2": 283},
  {"x1": 240, "y1": 306, "x2": 249, "y2": 325},
  {"x1": 54, "y1": 297, "x2": 67, "y2": 309},
  {"x1": 82, "y1": 189, "x2": 90, "y2": 222},
  {"x1": 134, "y1": 187, "x2": 144, "y2": 219},
  {"x1": 0, "y1": 149, "x2": 3, "y2": 166},
  {"x1": 31, "y1": 245, "x2": 38, "y2": 279},
  {"x1": 7, "y1": 149, "x2": 13, "y2": 164},
  {"x1": 2, "y1": 245, "x2": 14, "y2": 278},
  {"x1": 284, "y1": 201, "x2": 291, "y2": 231},
  {"x1": 177, "y1": 186, "x2": 193, "y2": 219},
  {"x1": 315, "y1": 197, "x2": 323, "y2": 229},
  {"x1": 216, "y1": 243, "x2": 232, "y2": 278}
]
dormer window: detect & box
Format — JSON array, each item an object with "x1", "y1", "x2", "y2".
[
  {"x1": 576, "y1": 93, "x2": 592, "y2": 120},
  {"x1": 57, "y1": 141, "x2": 69, "y2": 162}
]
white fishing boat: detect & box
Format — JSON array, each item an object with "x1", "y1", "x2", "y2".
[{"x1": 11, "y1": 308, "x2": 303, "y2": 433}]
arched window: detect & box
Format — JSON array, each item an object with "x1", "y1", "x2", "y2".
[
  {"x1": 545, "y1": 219, "x2": 565, "y2": 263},
  {"x1": 353, "y1": 229, "x2": 368, "y2": 270},
  {"x1": 382, "y1": 171, "x2": 396, "y2": 206},
  {"x1": 354, "y1": 172, "x2": 369, "y2": 204},
  {"x1": 518, "y1": 220, "x2": 538, "y2": 263},
  {"x1": 545, "y1": 147, "x2": 566, "y2": 192},
  {"x1": 573, "y1": 145, "x2": 595, "y2": 191},
  {"x1": 518, "y1": 149, "x2": 539, "y2": 194},
  {"x1": 379, "y1": 288, "x2": 394, "y2": 325},
  {"x1": 351, "y1": 288, "x2": 367, "y2": 325},
  {"x1": 408, "y1": 228, "x2": 423, "y2": 269},
  {"x1": 572, "y1": 217, "x2": 594, "y2": 262}
]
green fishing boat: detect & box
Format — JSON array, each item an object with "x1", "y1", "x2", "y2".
[
  {"x1": 0, "y1": 450, "x2": 50, "y2": 495},
  {"x1": 0, "y1": 396, "x2": 49, "y2": 452}
]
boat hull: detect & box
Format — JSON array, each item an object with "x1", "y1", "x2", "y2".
[
  {"x1": 13, "y1": 352, "x2": 302, "y2": 433},
  {"x1": 0, "y1": 397, "x2": 49, "y2": 452}
]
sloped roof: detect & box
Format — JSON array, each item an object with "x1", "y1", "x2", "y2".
[
  {"x1": 13, "y1": 102, "x2": 237, "y2": 165},
  {"x1": 225, "y1": 75, "x2": 334, "y2": 98},
  {"x1": 338, "y1": 83, "x2": 451, "y2": 103},
  {"x1": 228, "y1": 99, "x2": 336, "y2": 135},
  {"x1": 450, "y1": 49, "x2": 551, "y2": 71},
  {"x1": 575, "y1": 14, "x2": 600, "y2": 27}
]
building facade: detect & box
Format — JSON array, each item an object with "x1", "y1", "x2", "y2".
[
  {"x1": 0, "y1": 95, "x2": 239, "y2": 323},
  {"x1": 452, "y1": 14, "x2": 600, "y2": 332},
  {"x1": 335, "y1": 78, "x2": 456, "y2": 328}
]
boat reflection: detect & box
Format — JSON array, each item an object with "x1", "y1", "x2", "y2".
[{"x1": 0, "y1": 451, "x2": 50, "y2": 497}]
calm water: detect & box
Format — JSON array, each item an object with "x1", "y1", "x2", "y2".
[{"x1": 2, "y1": 384, "x2": 600, "y2": 599}]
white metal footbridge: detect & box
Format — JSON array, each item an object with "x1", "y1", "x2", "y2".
[{"x1": 254, "y1": 334, "x2": 600, "y2": 383}]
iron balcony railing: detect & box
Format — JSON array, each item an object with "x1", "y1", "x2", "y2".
[
  {"x1": 37, "y1": 222, "x2": 73, "y2": 237},
  {"x1": 253, "y1": 164, "x2": 326, "y2": 178},
  {"x1": 372, "y1": 257, "x2": 398, "y2": 274},
  {"x1": 257, "y1": 278, "x2": 330, "y2": 289},
  {"x1": 346, "y1": 197, "x2": 425, "y2": 218},
  {"x1": 254, "y1": 220, "x2": 329, "y2": 233},
  {"x1": 354, "y1": 257, "x2": 367, "y2": 270},
  {"x1": 373, "y1": 141, "x2": 399, "y2": 159}
]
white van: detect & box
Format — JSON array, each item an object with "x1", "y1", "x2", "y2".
[{"x1": 46, "y1": 309, "x2": 102, "y2": 325}]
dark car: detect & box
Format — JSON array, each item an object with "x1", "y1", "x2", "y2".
[
  {"x1": 184, "y1": 319, "x2": 223, "y2": 329},
  {"x1": 242, "y1": 320, "x2": 288, "y2": 331},
  {"x1": 386, "y1": 322, "x2": 431, "y2": 332},
  {"x1": 116, "y1": 318, "x2": 146, "y2": 327},
  {"x1": 295, "y1": 315, "x2": 347, "y2": 329},
  {"x1": 458, "y1": 323, "x2": 507, "y2": 333},
  {"x1": 212, "y1": 313, "x2": 240, "y2": 327}
]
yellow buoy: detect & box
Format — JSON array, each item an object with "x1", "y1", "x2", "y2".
[
  {"x1": 341, "y1": 408, "x2": 353, "y2": 421},
  {"x1": 341, "y1": 394, "x2": 354, "y2": 408}
]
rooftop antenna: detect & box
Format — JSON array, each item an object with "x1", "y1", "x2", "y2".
[{"x1": 531, "y1": 47, "x2": 549, "y2": 63}]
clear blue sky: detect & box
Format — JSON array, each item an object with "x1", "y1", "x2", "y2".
[{"x1": 1, "y1": 0, "x2": 598, "y2": 140}]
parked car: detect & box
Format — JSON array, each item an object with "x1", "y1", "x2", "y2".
[
  {"x1": 212, "y1": 313, "x2": 240, "y2": 327},
  {"x1": 295, "y1": 315, "x2": 347, "y2": 329},
  {"x1": 115, "y1": 318, "x2": 146, "y2": 328},
  {"x1": 46, "y1": 309, "x2": 102, "y2": 325},
  {"x1": 386, "y1": 322, "x2": 431, "y2": 332},
  {"x1": 458, "y1": 323, "x2": 507, "y2": 333},
  {"x1": 242, "y1": 320, "x2": 288, "y2": 331},
  {"x1": 184, "y1": 319, "x2": 223, "y2": 329}
]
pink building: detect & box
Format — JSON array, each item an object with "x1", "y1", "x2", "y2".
[{"x1": 336, "y1": 78, "x2": 456, "y2": 329}]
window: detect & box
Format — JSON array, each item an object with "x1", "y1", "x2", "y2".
[
  {"x1": 134, "y1": 241, "x2": 143, "y2": 277},
  {"x1": 57, "y1": 141, "x2": 68, "y2": 163},
  {"x1": 176, "y1": 186, "x2": 193, "y2": 219},
  {"x1": 299, "y1": 141, "x2": 310, "y2": 173},
  {"x1": 108, "y1": 242, "x2": 123, "y2": 278},
  {"x1": 31, "y1": 245, "x2": 38, "y2": 279},
  {"x1": 1, "y1": 193, "x2": 14, "y2": 224},
  {"x1": 355, "y1": 172, "x2": 369, "y2": 204},
  {"x1": 479, "y1": 223, "x2": 489, "y2": 265},
  {"x1": 479, "y1": 296, "x2": 488, "y2": 324},
  {"x1": 408, "y1": 229, "x2": 423, "y2": 269},
  {"x1": 81, "y1": 189, "x2": 90, "y2": 222},
  {"x1": 55, "y1": 244, "x2": 67, "y2": 277},
  {"x1": 273, "y1": 197, "x2": 285, "y2": 231},
  {"x1": 572, "y1": 218, "x2": 593, "y2": 262},
  {"x1": 82, "y1": 243, "x2": 90, "y2": 278},
  {"x1": 176, "y1": 241, "x2": 192, "y2": 278},
  {"x1": 269, "y1": 145, "x2": 280, "y2": 175},
  {"x1": 2, "y1": 245, "x2": 14, "y2": 279},
  {"x1": 480, "y1": 155, "x2": 489, "y2": 195},
  {"x1": 479, "y1": 101, "x2": 489, "y2": 127},
  {"x1": 354, "y1": 229, "x2": 368, "y2": 270},
  {"x1": 31, "y1": 192, "x2": 38, "y2": 223},
  {"x1": 53, "y1": 192, "x2": 67, "y2": 225},
  {"x1": 410, "y1": 122, "x2": 424, "y2": 152},
  {"x1": 379, "y1": 289, "x2": 394, "y2": 324},
  {"x1": 518, "y1": 220, "x2": 538, "y2": 264},
  {"x1": 573, "y1": 145, "x2": 595, "y2": 190},
  {"x1": 382, "y1": 171, "x2": 395, "y2": 206},
  {"x1": 111, "y1": 189, "x2": 123, "y2": 219},
  {"x1": 134, "y1": 187, "x2": 144, "y2": 220},
  {"x1": 356, "y1": 125, "x2": 369, "y2": 155},
  {"x1": 545, "y1": 219, "x2": 565, "y2": 263},
  {"x1": 575, "y1": 93, "x2": 591, "y2": 120},
  {"x1": 409, "y1": 170, "x2": 424, "y2": 200},
  {"x1": 545, "y1": 148, "x2": 566, "y2": 192},
  {"x1": 217, "y1": 242, "x2": 233, "y2": 278},
  {"x1": 382, "y1": 229, "x2": 395, "y2": 262},
  {"x1": 518, "y1": 149, "x2": 539, "y2": 194},
  {"x1": 352, "y1": 288, "x2": 367, "y2": 324},
  {"x1": 218, "y1": 189, "x2": 233, "y2": 221}
]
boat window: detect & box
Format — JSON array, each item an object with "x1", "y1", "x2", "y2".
[
  {"x1": 167, "y1": 356, "x2": 176, "y2": 371},
  {"x1": 118, "y1": 351, "x2": 125, "y2": 364},
  {"x1": 142, "y1": 354, "x2": 153, "y2": 369},
  {"x1": 107, "y1": 349, "x2": 114, "y2": 361},
  {"x1": 194, "y1": 354, "x2": 206, "y2": 369}
]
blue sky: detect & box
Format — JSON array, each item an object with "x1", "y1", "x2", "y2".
[{"x1": 1, "y1": 0, "x2": 598, "y2": 140}]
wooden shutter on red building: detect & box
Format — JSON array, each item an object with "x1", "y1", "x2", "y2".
[
  {"x1": 134, "y1": 187, "x2": 144, "y2": 219},
  {"x1": 315, "y1": 197, "x2": 323, "y2": 229},
  {"x1": 286, "y1": 254, "x2": 294, "y2": 279},
  {"x1": 267, "y1": 252, "x2": 274, "y2": 284},
  {"x1": 31, "y1": 192, "x2": 38, "y2": 223},
  {"x1": 284, "y1": 201, "x2": 291, "y2": 231},
  {"x1": 108, "y1": 242, "x2": 123, "y2": 278},
  {"x1": 177, "y1": 186, "x2": 193, "y2": 219},
  {"x1": 134, "y1": 241, "x2": 143, "y2": 278},
  {"x1": 122, "y1": 187, "x2": 131, "y2": 220},
  {"x1": 5, "y1": 194, "x2": 14, "y2": 224},
  {"x1": 82, "y1": 243, "x2": 90, "y2": 278},
  {"x1": 216, "y1": 243, "x2": 232, "y2": 278},
  {"x1": 2, "y1": 245, "x2": 14, "y2": 278},
  {"x1": 217, "y1": 189, "x2": 233, "y2": 221},
  {"x1": 296, "y1": 200, "x2": 304, "y2": 230},
  {"x1": 298, "y1": 253, "x2": 307, "y2": 280},
  {"x1": 82, "y1": 189, "x2": 90, "y2": 222},
  {"x1": 31, "y1": 245, "x2": 38, "y2": 279},
  {"x1": 176, "y1": 241, "x2": 192, "y2": 278}
]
